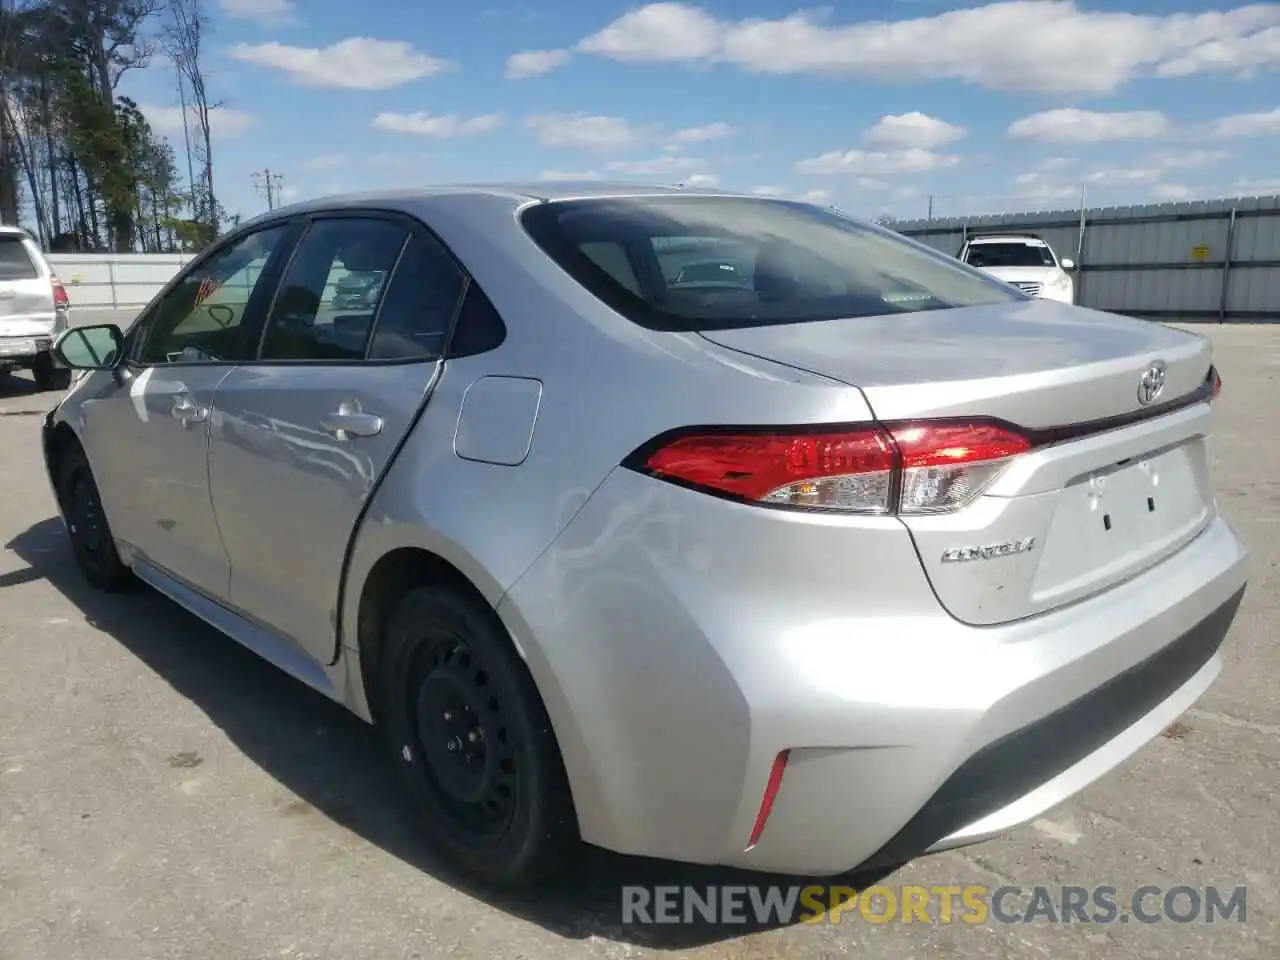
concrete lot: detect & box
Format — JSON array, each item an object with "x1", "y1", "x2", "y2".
[{"x1": 0, "y1": 324, "x2": 1277, "y2": 959}]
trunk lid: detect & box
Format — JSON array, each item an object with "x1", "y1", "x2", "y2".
[{"x1": 698, "y1": 300, "x2": 1219, "y2": 625}]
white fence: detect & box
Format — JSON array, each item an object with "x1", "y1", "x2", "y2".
[{"x1": 49, "y1": 253, "x2": 193, "y2": 313}]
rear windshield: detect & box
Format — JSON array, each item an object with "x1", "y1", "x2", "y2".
[
  {"x1": 0, "y1": 236, "x2": 38, "y2": 281},
  {"x1": 520, "y1": 196, "x2": 1024, "y2": 332},
  {"x1": 964, "y1": 241, "x2": 1055, "y2": 268}
]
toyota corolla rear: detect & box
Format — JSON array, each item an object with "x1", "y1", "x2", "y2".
[{"x1": 494, "y1": 191, "x2": 1248, "y2": 876}]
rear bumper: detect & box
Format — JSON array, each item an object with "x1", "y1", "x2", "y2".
[
  {"x1": 0, "y1": 334, "x2": 55, "y2": 365},
  {"x1": 863, "y1": 583, "x2": 1242, "y2": 869},
  {"x1": 499, "y1": 468, "x2": 1248, "y2": 876}
]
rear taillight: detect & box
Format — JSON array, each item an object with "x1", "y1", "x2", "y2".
[
  {"x1": 629, "y1": 421, "x2": 1031, "y2": 516},
  {"x1": 1209, "y1": 366, "x2": 1222, "y2": 401},
  {"x1": 52, "y1": 276, "x2": 69, "y2": 310}
]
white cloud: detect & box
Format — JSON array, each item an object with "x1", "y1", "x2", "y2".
[
  {"x1": 1007, "y1": 108, "x2": 1170, "y2": 142},
  {"x1": 278, "y1": 184, "x2": 302, "y2": 202},
  {"x1": 750, "y1": 185, "x2": 786, "y2": 196},
  {"x1": 303, "y1": 153, "x2": 347, "y2": 171},
  {"x1": 140, "y1": 103, "x2": 254, "y2": 139},
  {"x1": 863, "y1": 112, "x2": 966, "y2": 149},
  {"x1": 683, "y1": 172, "x2": 719, "y2": 187},
  {"x1": 1148, "y1": 148, "x2": 1229, "y2": 169},
  {"x1": 670, "y1": 121, "x2": 735, "y2": 143},
  {"x1": 799, "y1": 188, "x2": 831, "y2": 203},
  {"x1": 219, "y1": 0, "x2": 296, "y2": 25},
  {"x1": 606, "y1": 155, "x2": 701, "y2": 174},
  {"x1": 1152, "y1": 183, "x2": 1192, "y2": 200},
  {"x1": 574, "y1": 1, "x2": 1280, "y2": 94},
  {"x1": 525, "y1": 113, "x2": 646, "y2": 150},
  {"x1": 795, "y1": 147, "x2": 959, "y2": 176},
  {"x1": 577, "y1": 2, "x2": 722, "y2": 61},
  {"x1": 505, "y1": 49, "x2": 570, "y2": 78},
  {"x1": 229, "y1": 38, "x2": 451, "y2": 90},
  {"x1": 1210, "y1": 107, "x2": 1280, "y2": 138},
  {"x1": 1084, "y1": 167, "x2": 1163, "y2": 186},
  {"x1": 539, "y1": 169, "x2": 603, "y2": 180},
  {"x1": 1233, "y1": 177, "x2": 1280, "y2": 194},
  {"x1": 1155, "y1": 25, "x2": 1280, "y2": 77},
  {"x1": 372, "y1": 112, "x2": 503, "y2": 137}
]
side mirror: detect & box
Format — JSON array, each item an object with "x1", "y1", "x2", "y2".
[
  {"x1": 1060, "y1": 258, "x2": 1076, "y2": 271},
  {"x1": 53, "y1": 323, "x2": 124, "y2": 371}
]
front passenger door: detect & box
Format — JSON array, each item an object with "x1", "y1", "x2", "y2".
[{"x1": 208, "y1": 215, "x2": 468, "y2": 663}]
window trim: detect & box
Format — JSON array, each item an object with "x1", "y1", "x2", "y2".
[
  {"x1": 236, "y1": 207, "x2": 494, "y2": 368},
  {"x1": 124, "y1": 219, "x2": 305, "y2": 369}
]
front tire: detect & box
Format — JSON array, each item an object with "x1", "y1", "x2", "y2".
[
  {"x1": 57, "y1": 444, "x2": 132, "y2": 591},
  {"x1": 377, "y1": 585, "x2": 579, "y2": 886}
]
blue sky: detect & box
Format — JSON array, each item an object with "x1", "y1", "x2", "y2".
[{"x1": 123, "y1": 0, "x2": 1280, "y2": 222}]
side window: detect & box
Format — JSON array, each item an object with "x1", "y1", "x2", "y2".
[
  {"x1": 259, "y1": 218, "x2": 409, "y2": 362},
  {"x1": 136, "y1": 225, "x2": 287, "y2": 364},
  {"x1": 367, "y1": 232, "x2": 465, "y2": 361},
  {"x1": 448, "y1": 283, "x2": 507, "y2": 357}
]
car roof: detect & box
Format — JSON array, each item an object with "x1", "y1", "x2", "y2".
[
  {"x1": 237, "y1": 181, "x2": 786, "y2": 231},
  {"x1": 0, "y1": 225, "x2": 33, "y2": 238}
]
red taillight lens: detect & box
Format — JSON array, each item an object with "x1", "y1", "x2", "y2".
[
  {"x1": 891, "y1": 422, "x2": 1032, "y2": 515},
  {"x1": 1209, "y1": 366, "x2": 1222, "y2": 401},
  {"x1": 631, "y1": 421, "x2": 1031, "y2": 516},
  {"x1": 52, "y1": 276, "x2": 69, "y2": 309}
]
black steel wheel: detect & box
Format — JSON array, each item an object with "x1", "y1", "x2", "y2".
[
  {"x1": 378, "y1": 584, "x2": 578, "y2": 885},
  {"x1": 58, "y1": 444, "x2": 132, "y2": 591}
]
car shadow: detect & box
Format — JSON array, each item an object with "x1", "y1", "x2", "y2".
[
  {"x1": 4, "y1": 517, "x2": 893, "y2": 949},
  {"x1": 0, "y1": 371, "x2": 41, "y2": 404}
]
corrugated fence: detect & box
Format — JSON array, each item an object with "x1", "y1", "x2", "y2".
[{"x1": 892, "y1": 195, "x2": 1280, "y2": 323}]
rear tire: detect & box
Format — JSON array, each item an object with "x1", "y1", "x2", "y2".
[
  {"x1": 57, "y1": 444, "x2": 132, "y2": 592},
  {"x1": 377, "y1": 585, "x2": 579, "y2": 886},
  {"x1": 33, "y1": 355, "x2": 71, "y2": 392}
]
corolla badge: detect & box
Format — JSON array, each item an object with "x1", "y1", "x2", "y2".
[
  {"x1": 1137, "y1": 361, "x2": 1167, "y2": 406},
  {"x1": 941, "y1": 537, "x2": 1036, "y2": 563}
]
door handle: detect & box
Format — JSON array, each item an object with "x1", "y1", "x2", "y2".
[
  {"x1": 171, "y1": 396, "x2": 209, "y2": 425},
  {"x1": 321, "y1": 409, "x2": 383, "y2": 441}
]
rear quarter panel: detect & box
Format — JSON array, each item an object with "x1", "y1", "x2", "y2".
[{"x1": 337, "y1": 190, "x2": 877, "y2": 702}]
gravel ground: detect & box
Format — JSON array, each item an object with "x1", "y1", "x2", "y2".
[{"x1": 0, "y1": 323, "x2": 1276, "y2": 960}]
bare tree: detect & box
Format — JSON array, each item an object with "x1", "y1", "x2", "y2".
[{"x1": 163, "y1": 0, "x2": 215, "y2": 234}]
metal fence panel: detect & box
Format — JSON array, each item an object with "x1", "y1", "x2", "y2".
[{"x1": 893, "y1": 194, "x2": 1280, "y2": 322}]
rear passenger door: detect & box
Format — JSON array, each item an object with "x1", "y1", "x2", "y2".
[{"x1": 207, "y1": 212, "x2": 468, "y2": 664}]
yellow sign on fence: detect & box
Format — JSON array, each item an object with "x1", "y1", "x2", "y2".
[{"x1": 1191, "y1": 244, "x2": 1211, "y2": 261}]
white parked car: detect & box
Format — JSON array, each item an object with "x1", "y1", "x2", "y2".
[
  {"x1": 959, "y1": 233, "x2": 1076, "y2": 304},
  {"x1": 0, "y1": 225, "x2": 72, "y2": 391}
]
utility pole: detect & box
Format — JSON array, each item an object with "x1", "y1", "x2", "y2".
[{"x1": 251, "y1": 169, "x2": 284, "y2": 210}]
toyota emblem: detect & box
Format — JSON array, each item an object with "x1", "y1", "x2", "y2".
[{"x1": 1137, "y1": 361, "x2": 1167, "y2": 406}]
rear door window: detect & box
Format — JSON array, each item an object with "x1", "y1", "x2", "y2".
[
  {"x1": 0, "y1": 236, "x2": 39, "y2": 281},
  {"x1": 367, "y1": 232, "x2": 466, "y2": 361},
  {"x1": 259, "y1": 217, "x2": 409, "y2": 361},
  {"x1": 521, "y1": 196, "x2": 1023, "y2": 332}
]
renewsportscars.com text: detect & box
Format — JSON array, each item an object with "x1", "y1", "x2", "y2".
[{"x1": 620, "y1": 884, "x2": 1247, "y2": 925}]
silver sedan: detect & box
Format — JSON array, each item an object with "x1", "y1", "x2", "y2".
[{"x1": 41, "y1": 182, "x2": 1248, "y2": 886}]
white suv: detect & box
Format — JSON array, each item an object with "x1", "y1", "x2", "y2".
[
  {"x1": 0, "y1": 226, "x2": 72, "y2": 391},
  {"x1": 959, "y1": 233, "x2": 1076, "y2": 305}
]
